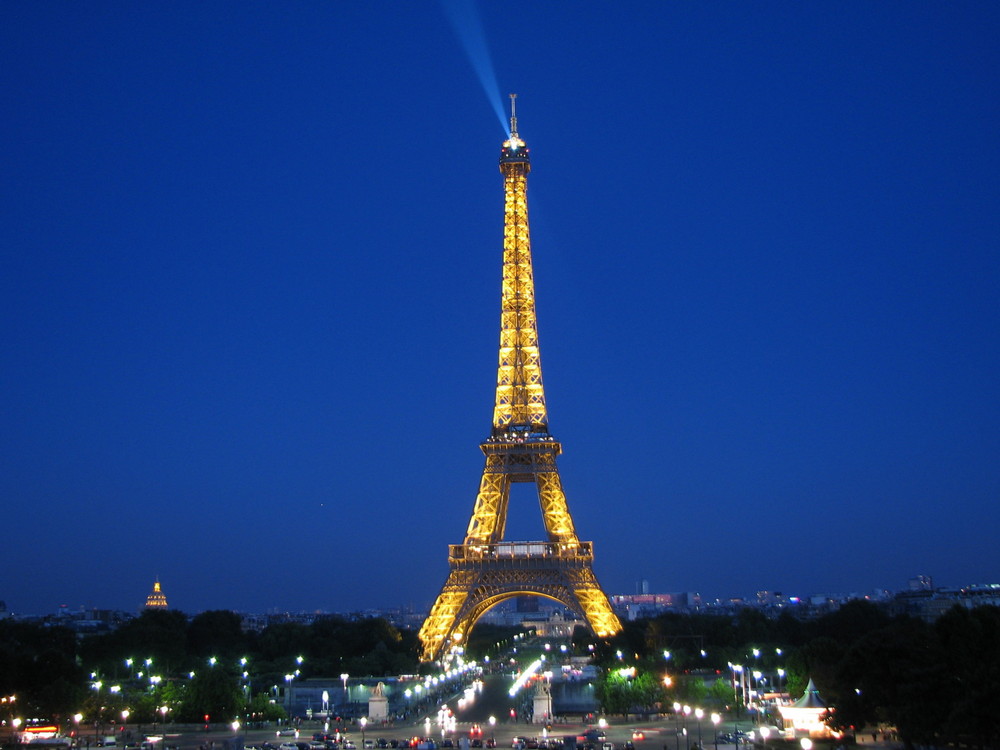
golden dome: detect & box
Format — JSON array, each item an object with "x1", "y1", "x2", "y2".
[{"x1": 144, "y1": 579, "x2": 168, "y2": 609}]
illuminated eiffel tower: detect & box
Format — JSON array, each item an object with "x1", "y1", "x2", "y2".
[{"x1": 419, "y1": 96, "x2": 621, "y2": 663}]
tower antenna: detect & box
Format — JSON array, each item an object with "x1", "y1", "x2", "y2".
[{"x1": 509, "y1": 93, "x2": 518, "y2": 138}]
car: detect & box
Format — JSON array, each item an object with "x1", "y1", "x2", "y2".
[{"x1": 630, "y1": 733, "x2": 645, "y2": 742}]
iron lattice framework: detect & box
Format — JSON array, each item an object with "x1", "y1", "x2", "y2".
[{"x1": 418, "y1": 97, "x2": 621, "y2": 662}]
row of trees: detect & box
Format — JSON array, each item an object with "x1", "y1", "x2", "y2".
[
  {"x1": 581, "y1": 602, "x2": 1000, "y2": 750},
  {"x1": 0, "y1": 610, "x2": 421, "y2": 725},
  {"x1": 6, "y1": 600, "x2": 1000, "y2": 749}
]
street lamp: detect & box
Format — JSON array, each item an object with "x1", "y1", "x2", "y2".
[
  {"x1": 710, "y1": 714, "x2": 720, "y2": 750},
  {"x1": 800, "y1": 740, "x2": 812, "y2": 750},
  {"x1": 672, "y1": 703, "x2": 681, "y2": 750},
  {"x1": 488, "y1": 716, "x2": 496, "y2": 746},
  {"x1": 341, "y1": 674, "x2": 349, "y2": 712},
  {"x1": 760, "y1": 726, "x2": 770, "y2": 750},
  {"x1": 683, "y1": 706, "x2": 691, "y2": 750},
  {"x1": 360, "y1": 717, "x2": 367, "y2": 746},
  {"x1": 695, "y1": 708, "x2": 703, "y2": 749}
]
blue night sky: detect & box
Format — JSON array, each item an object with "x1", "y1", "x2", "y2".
[{"x1": 2, "y1": 2, "x2": 998, "y2": 616}]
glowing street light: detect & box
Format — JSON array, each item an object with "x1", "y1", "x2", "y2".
[
  {"x1": 711, "y1": 713, "x2": 720, "y2": 750},
  {"x1": 359, "y1": 717, "x2": 367, "y2": 746}
]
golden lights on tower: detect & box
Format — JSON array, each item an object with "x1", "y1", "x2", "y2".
[{"x1": 418, "y1": 96, "x2": 621, "y2": 662}]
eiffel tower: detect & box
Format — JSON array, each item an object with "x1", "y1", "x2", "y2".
[{"x1": 418, "y1": 95, "x2": 622, "y2": 663}]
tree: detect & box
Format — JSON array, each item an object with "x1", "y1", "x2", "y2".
[
  {"x1": 832, "y1": 617, "x2": 944, "y2": 748},
  {"x1": 935, "y1": 604, "x2": 1000, "y2": 748},
  {"x1": 178, "y1": 666, "x2": 243, "y2": 723},
  {"x1": 707, "y1": 678, "x2": 732, "y2": 707},
  {"x1": 188, "y1": 610, "x2": 247, "y2": 659}
]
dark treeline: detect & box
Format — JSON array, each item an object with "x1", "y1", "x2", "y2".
[
  {"x1": 593, "y1": 602, "x2": 1000, "y2": 750},
  {"x1": 5, "y1": 602, "x2": 1000, "y2": 749},
  {"x1": 0, "y1": 610, "x2": 420, "y2": 724}
]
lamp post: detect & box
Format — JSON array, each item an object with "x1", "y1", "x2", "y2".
[
  {"x1": 710, "y1": 714, "x2": 720, "y2": 750},
  {"x1": 672, "y1": 703, "x2": 681, "y2": 750},
  {"x1": 760, "y1": 726, "x2": 770, "y2": 750},
  {"x1": 341, "y1": 674, "x2": 349, "y2": 714},
  {"x1": 489, "y1": 716, "x2": 496, "y2": 746},
  {"x1": 694, "y1": 709, "x2": 703, "y2": 750},
  {"x1": 360, "y1": 717, "x2": 367, "y2": 747}
]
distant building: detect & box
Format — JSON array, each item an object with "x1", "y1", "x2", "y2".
[{"x1": 144, "y1": 579, "x2": 168, "y2": 609}]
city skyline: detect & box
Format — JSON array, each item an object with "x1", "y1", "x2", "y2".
[{"x1": 3, "y1": 2, "x2": 998, "y2": 616}]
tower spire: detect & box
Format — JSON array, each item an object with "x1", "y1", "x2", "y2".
[{"x1": 509, "y1": 93, "x2": 518, "y2": 138}]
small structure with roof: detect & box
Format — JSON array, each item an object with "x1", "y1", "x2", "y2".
[{"x1": 778, "y1": 678, "x2": 840, "y2": 738}]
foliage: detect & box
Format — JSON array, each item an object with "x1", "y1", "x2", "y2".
[
  {"x1": 7, "y1": 611, "x2": 419, "y2": 724},
  {"x1": 707, "y1": 678, "x2": 731, "y2": 706},
  {"x1": 178, "y1": 666, "x2": 243, "y2": 723},
  {"x1": 596, "y1": 669, "x2": 666, "y2": 716},
  {"x1": 0, "y1": 620, "x2": 85, "y2": 718},
  {"x1": 595, "y1": 601, "x2": 1000, "y2": 750}
]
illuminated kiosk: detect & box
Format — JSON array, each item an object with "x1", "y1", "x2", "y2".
[{"x1": 778, "y1": 678, "x2": 839, "y2": 738}]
